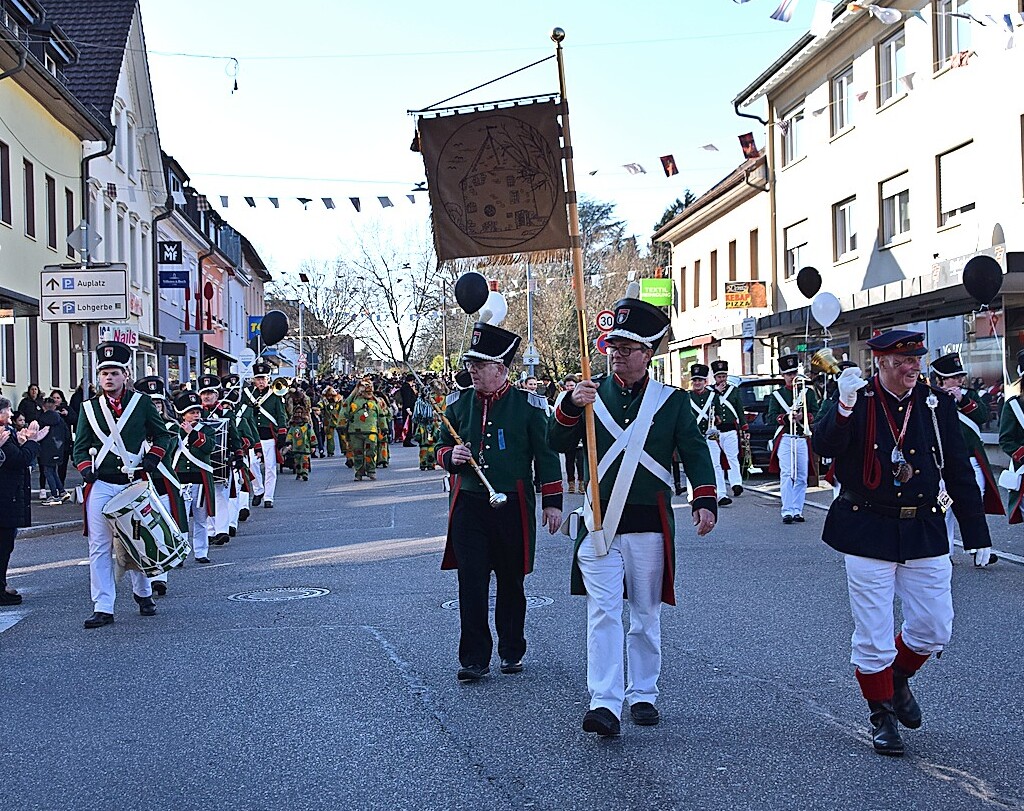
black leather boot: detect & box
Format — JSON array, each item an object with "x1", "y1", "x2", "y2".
[
  {"x1": 867, "y1": 701, "x2": 904, "y2": 756},
  {"x1": 134, "y1": 594, "x2": 157, "y2": 616},
  {"x1": 892, "y1": 668, "x2": 922, "y2": 729}
]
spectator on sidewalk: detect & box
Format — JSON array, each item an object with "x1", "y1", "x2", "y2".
[
  {"x1": 50, "y1": 389, "x2": 75, "y2": 484},
  {"x1": 17, "y1": 383, "x2": 44, "y2": 425},
  {"x1": 37, "y1": 397, "x2": 70, "y2": 505}
]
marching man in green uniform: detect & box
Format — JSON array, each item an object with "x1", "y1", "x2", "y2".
[
  {"x1": 768, "y1": 353, "x2": 820, "y2": 524},
  {"x1": 437, "y1": 314, "x2": 563, "y2": 682},
  {"x1": 689, "y1": 363, "x2": 730, "y2": 507},
  {"x1": 550, "y1": 290, "x2": 718, "y2": 737},
  {"x1": 197, "y1": 374, "x2": 243, "y2": 545},
  {"x1": 931, "y1": 352, "x2": 1003, "y2": 559},
  {"x1": 170, "y1": 390, "x2": 218, "y2": 563},
  {"x1": 998, "y1": 349, "x2": 1024, "y2": 527},
  {"x1": 222, "y1": 374, "x2": 258, "y2": 530},
  {"x1": 242, "y1": 361, "x2": 287, "y2": 508},
  {"x1": 346, "y1": 379, "x2": 383, "y2": 481},
  {"x1": 712, "y1": 359, "x2": 745, "y2": 497},
  {"x1": 72, "y1": 342, "x2": 175, "y2": 629}
]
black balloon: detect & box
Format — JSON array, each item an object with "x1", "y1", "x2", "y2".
[
  {"x1": 454, "y1": 272, "x2": 489, "y2": 314},
  {"x1": 963, "y1": 255, "x2": 1002, "y2": 307},
  {"x1": 260, "y1": 310, "x2": 289, "y2": 346},
  {"x1": 796, "y1": 266, "x2": 822, "y2": 299}
]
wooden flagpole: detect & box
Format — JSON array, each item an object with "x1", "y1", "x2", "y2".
[{"x1": 553, "y1": 28, "x2": 607, "y2": 555}]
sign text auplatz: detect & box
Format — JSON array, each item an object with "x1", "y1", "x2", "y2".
[{"x1": 41, "y1": 264, "x2": 128, "y2": 323}]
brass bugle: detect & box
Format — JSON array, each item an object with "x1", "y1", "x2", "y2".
[{"x1": 811, "y1": 348, "x2": 842, "y2": 375}]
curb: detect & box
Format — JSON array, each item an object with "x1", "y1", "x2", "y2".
[
  {"x1": 19, "y1": 520, "x2": 82, "y2": 539},
  {"x1": 745, "y1": 483, "x2": 1023, "y2": 566}
]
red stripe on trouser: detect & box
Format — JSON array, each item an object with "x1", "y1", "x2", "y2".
[
  {"x1": 855, "y1": 666, "x2": 894, "y2": 702},
  {"x1": 894, "y1": 632, "x2": 930, "y2": 676}
]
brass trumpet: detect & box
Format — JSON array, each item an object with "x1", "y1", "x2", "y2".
[
  {"x1": 271, "y1": 377, "x2": 290, "y2": 395},
  {"x1": 811, "y1": 347, "x2": 842, "y2": 375}
]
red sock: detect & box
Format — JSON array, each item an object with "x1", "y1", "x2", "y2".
[
  {"x1": 894, "y1": 633, "x2": 931, "y2": 676},
  {"x1": 856, "y1": 667, "x2": 894, "y2": 702}
]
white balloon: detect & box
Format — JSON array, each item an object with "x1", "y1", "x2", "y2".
[
  {"x1": 482, "y1": 291, "x2": 508, "y2": 326},
  {"x1": 811, "y1": 292, "x2": 841, "y2": 328}
]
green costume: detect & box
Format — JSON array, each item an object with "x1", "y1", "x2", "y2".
[
  {"x1": 242, "y1": 384, "x2": 288, "y2": 445},
  {"x1": 998, "y1": 392, "x2": 1024, "y2": 523},
  {"x1": 346, "y1": 392, "x2": 382, "y2": 478},
  {"x1": 689, "y1": 387, "x2": 726, "y2": 434},
  {"x1": 549, "y1": 375, "x2": 718, "y2": 604},
  {"x1": 322, "y1": 396, "x2": 346, "y2": 457},
  {"x1": 376, "y1": 397, "x2": 391, "y2": 468}
]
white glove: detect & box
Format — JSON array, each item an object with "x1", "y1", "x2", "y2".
[
  {"x1": 970, "y1": 547, "x2": 993, "y2": 567},
  {"x1": 837, "y1": 366, "x2": 868, "y2": 408}
]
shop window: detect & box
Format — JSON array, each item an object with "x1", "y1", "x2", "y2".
[
  {"x1": 935, "y1": 0, "x2": 972, "y2": 70},
  {"x1": 938, "y1": 142, "x2": 975, "y2": 224},
  {"x1": 880, "y1": 173, "x2": 911, "y2": 244},
  {"x1": 784, "y1": 220, "x2": 808, "y2": 279},
  {"x1": 780, "y1": 106, "x2": 804, "y2": 167},
  {"x1": 878, "y1": 28, "x2": 906, "y2": 105},
  {"x1": 830, "y1": 65, "x2": 854, "y2": 135},
  {"x1": 833, "y1": 197, "x2": 857, "y2": 260}
]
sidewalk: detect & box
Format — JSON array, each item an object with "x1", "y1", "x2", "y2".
[
  {"x1": 22, "y1": 467, "x2": 85, "y2": 538},
  {"x1": 747, "y1": 473, "x2": 1024, "y2": 563}
]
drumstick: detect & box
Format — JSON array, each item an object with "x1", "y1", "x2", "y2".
[{"x1": 89, "y1": 447, "x2": 97, "y2": 473}]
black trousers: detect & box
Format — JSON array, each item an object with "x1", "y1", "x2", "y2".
[
  {"x1": 451, "y1": 491, "x2": 528, "y2": 667},
  {"x1": 0, "y1": 527, "x2": 16, "y2": 588}
]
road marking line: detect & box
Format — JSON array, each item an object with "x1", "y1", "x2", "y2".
[{"x1": 0, "y1": 610, "x2": 29, "y2": 635}]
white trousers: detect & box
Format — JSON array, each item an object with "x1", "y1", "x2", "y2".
[
  {"x1": 577, "y1": 531, "x2": 664, "y2": 717},
  {"x1": 258, "y1": 438, "x2": 278, "y2": 502},
  {"x1": 190, "y1": 486, "x2": 210, "y2": 559},
  {"x1": 944, "y1": 458, "x2": 985, "y2": 554},
  {"x1": 688, "y1": 439, "x2": 725, "y2": 502},
  {"x1": 778, "y1": 435, "x2": 808, "y2": 517},
  {"x1": 843, "y1": 553, "x2": 954, "y2": 673},
  {"x1": 206, "y1": 480, "x2": 231, "y2": 536},
  {"x1": 86, "y1": 479, "x2": 153, "y2": 613},
  {"x1": 150, "y1": 493, "x2": 174, "y2": 585},
  {"x1": 247, "y1": 449, "x2": 265, "y2": 496},
  {"x1": 719, "y1": 429, "x2": 741, "y2": 488},
  {"x1": 229, "y1": 471, "x2": 245, "y2": 528}
]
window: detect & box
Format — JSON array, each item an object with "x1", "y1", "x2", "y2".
[
  {"x1": 833, "y1": 197, "x2": 857, "y2": 260},
  {"x1": 750, "y1": 229, "x2": 760, "y2": 280},
  {"x1": 879, "y1": 29, "x2": 906, "y2": 105},
  {"x1": 710, "y1": 250, "x2": 718, "y2": 301},
  {"x1": 694, "y1": 259, "x2": 701, "y2": 308},
  {"x1": 880, "y1": 173, "x2": 911, "y2": 244},
  {"x1": 938, "y1": 142, "x2": 975, "y2": 224},
  {"x1": 0, "y1": 140, "x2": 10, "y2": 225},
  {"x1": 831, "y1": 65, "x2": 854, "y2": 135},
  {"x1": 680, "y1": 265, "x2": 687, "y2": 312},
  {"x1": 781, "y1": 106, "x2": 805, "y2": 166},
  {"x1": 126, "y1": 118, "x2": 137, "y2": 179},
  {"x1": 43, "y1": 54, "x2": 56, "y2": 76},
  {"x1": 141, "y1": 230, "x2": 149, "y2": 291},
  {"x1": 117, "y1": 212, "x2": 125, "y2": 262},
  {"x1": 129, "y1": 222, "x2": 139, "y2": 286},
  {"x1": 103, "y1": 203, "x2": 113, "y2": 262},
  {"x1": 65, "y1": 188, "x2": 75, "y2": 259},
  {"x1": 783, "y1": 220, "x2": 808, "y2": 279},
  {"x1": 45, "y1": 174, "x2": 56, "y2": 250},
  {"x1": 3, "y1": 323, "x2": 14, "y2": 382},
  {"x1": 113, "y1": 108, "x2": 125, "y2": 167},
  {"x1": 23, "y1": 159, "x2": 34, "y2": 238},
  {"x1": 728, "y1": 240, "x2": 737, "y2": 281},
  {"x1": 935, "y1": 0, "x2": 972, "y2": 68}
]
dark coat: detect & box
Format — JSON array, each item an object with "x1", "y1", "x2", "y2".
[
  {"x1": 37, "y1": 410, "x2": 67, "y2": 468},
  {"x1": 399, "y1": 381, "x2": 417, "y2": 415},
  {"x1": 17, "y1": 396, "x2": 44, "y2": 425},
  {"x1": 0, "y1": 428, "x2": 39, "y2": 528}
]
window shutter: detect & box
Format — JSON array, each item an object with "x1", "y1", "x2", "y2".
[
  {"x1": 785, "y1": 219, "x2": 810, "y2": 248},
  {"x1": 880, "y1": 172, "x2": 910, "y2": 200},
  {"x1": 939, "y1": 144, "x2": 974, "y2": 214}
]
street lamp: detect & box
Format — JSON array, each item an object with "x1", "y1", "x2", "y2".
[{"x1": 298, "y1": 272, "x2": 310, "y2": 378}]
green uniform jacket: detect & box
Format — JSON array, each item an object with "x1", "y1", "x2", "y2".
[
  {"x1": 689, "y1": 388, "x2": 726, "y2": 434},
  {"x1": 242, "y1": 385, "x2": 288, "y2": 441},
  {"x1": 951, "y1": 388, "x2": 1002, "y2": 516},
  {"x1": 437, "y1": 381, "x2": 563, "y2": 575},
  {"x1": 714, "y1": 383, "x2": 745, "y2": 431},
  {"x1": 168, "y1": 420, "x2": 217, "y2": 523},
  {"x1": 766, "y1": 384, "x2": 820, "y2": 485},
  {"x1": 322, "y1": 398, "x2": 344, "y2": 430},
  {"x1": 549, "y1": 375, "x2": 718, "y2": 605},
  {"x1": 998, "y1": 393, "x2": 1024, "y2": 523}
]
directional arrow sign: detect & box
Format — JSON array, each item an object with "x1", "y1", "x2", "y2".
[{"x1": 41, "y1": 264, "x2": 128, "y2": 323}]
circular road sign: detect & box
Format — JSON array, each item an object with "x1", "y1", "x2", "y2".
[
  {"x1": 596, "y1": 332, "x2": 610, "y2": 355},
  {"x1": 596, "y1": 309, "x2": 615, "y2": 333}
]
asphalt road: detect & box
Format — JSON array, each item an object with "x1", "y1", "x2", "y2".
[{"x1": 2, "y1": 448, "x2": 1022, "y2": 810}]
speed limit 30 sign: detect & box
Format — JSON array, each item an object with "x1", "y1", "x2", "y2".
[{"x1": 596, "y1": 309, "x2": 615, "y2": 332}]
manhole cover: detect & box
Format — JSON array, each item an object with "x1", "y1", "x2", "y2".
[
  {"x1": 228, "y1": 587, "x2": 330, "y2": 603},
  {"x1": 441, "y1": 595, "x2": 553, "y2": 611}
]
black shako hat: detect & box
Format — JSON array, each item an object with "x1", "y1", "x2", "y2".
[
  {"x1": 252, "y1": 361, "x2": 273, "y2": 378},
  {"x1": 463, "y1": 323, "x2": 521, "y2": 367},
  {"x1": 196, "y1": 374, "x2": 221, "y2": 394},
  {"x1": 134, "y1": 376, "x2": 166, "y2": 400},
  {"x1": 606, "y1": 297, "x2": 670, "y2": 351},
  {"x1": 221, "y1": 374, "x2": 241, "y2": 390},
  {"x1": 710, "y1": 360, "x2": 729, "y2": 374},
  {"x1": 931, "y1": 352, "x2": 965, "y2": 378},
  {"x1": 173, "y1": 390, "x2": 202, "y2": 414},
  {"x1": 779, "y1": 353, "x2": 800, "y2": 373},
  {"x1": 96, "y1": 341, "x2": 132, "y2": 371},
  {"x1": 690, "y1": 364, "x2": 709, "y2": 380}
]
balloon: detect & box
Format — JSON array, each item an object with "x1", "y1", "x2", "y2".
[
  {"x1": 260, "y1": 310, "x2": 289, "y2": 346},
  {"x1": 796, "y1": 266, "x2": 822, "y2": 299},
  {"x1": 481, "y1": 290, "x2": 508, "y2": 326},
  {"x1": 454, "y1": 272, "x2": 489, "y2": 314},
  {"x1": 811, "y1": 292, "x2": 841, "y2": 328},
  {"x1": 962, "y1": 255, "x2": 1002, "y2": 307}
]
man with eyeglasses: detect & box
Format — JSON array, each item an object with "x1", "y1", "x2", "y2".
[
  {"x1": 550, "y1": 291, "x2": 717, "y2": 737},
  {"x1": 813, "y1": 329, "x2": 991, "y2": 757},
  {"x1": 436, "y1": 317, "x2": 563, "y2": 683}
]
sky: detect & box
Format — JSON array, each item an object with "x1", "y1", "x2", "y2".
[{"x1": 138, "y1": 0, "x2": 822, "y2": 282}]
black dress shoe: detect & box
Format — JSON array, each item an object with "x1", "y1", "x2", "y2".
[
  {"x1": 151, "y1": 581, "x2": 167, "y2": 597},
  {"x1": 867, "y1": 701, "x2": 904, "y2": 756},
  {"x1": 732, "y1": 484, "x2": 744, "y2": 497},
  {"x1": 229, "y1": 526, "x2": 237, "y2": 537},
  {"x1": 782, "y1": 515, "x2": 794, "y2": 524},
  {"x1": 196, "y1": 557, "x2": 210, "y2": 564},
  {"x1": 209, "y1": 534, "x2": 226, "y2": 546},
  {"x1": 239, "y1": 508, "x2": 250, "y2": 522},
  {"x1": 456, "y1": 664, "x2": 490, "y2": 682},
  {"x1": 582, "y1": 708, "x2": 620, "y2": 737},
  {"x1": 793, "y1": 514, "x2": 805, "y2": 523},
  {"x1": 264, "y1": 500, "x2": 274, "y2": 508},
  {"x1": 892, "y1": 669, "x2": 922, "y2": 729},
  {"x1": 134, "y1": 594, "x2": 157, "y2": 616},
  {"x1": 84, "y1": 611, "x2": 114, "y2": 629},
  {"x1": 0, "y1": 590, "x2": 23, "y2": 606},
  {"x1": 500, "y1": 658, "x2": 524, "y2": 674},
  {"x1": 252, "y1": 494, "x2": 263, "y2": 506},
  {"x1": 629, "y1": 701, "x2": 660, "y2": 726},
  {"x1": 718, "y1": 497, "x2": 733, "y2": 507}
]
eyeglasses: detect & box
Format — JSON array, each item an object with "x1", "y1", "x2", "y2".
[
  {"x1": 607, "y1": 344, "x2": 647, "y2": 357},
  {"x1": 464, "y1": 360, "x2": 501, "y2": 371}
]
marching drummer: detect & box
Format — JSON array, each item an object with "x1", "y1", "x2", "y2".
[
  {"x1": 197, "y1": 374, "x2": 244, "y2": 545},
  {"x1": 222, "y1": 374, "x2": 259, "y2": 530},
  {"x1": 171, "y1": 390, "x2": 218, "y2": 564},
  {"x1": 242, "y1": 362, "x2": 287, "y2": 508},
  {"x1": 72, "y1": 343, "x2": 175, "y2": 629}
]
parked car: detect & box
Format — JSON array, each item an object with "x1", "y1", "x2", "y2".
[{"x1": 728, "y1": 375, "x2": 784, "y2": 474}]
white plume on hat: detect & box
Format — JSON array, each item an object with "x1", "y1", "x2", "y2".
[{"x1": 625, "y1": 281, "x2": 640, "y2": 299}]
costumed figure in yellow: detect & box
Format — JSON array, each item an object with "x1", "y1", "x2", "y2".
[
  {"x1": 286, "y1": 399, "x2": 313, "y2": 481},
  {"x1": 414, "y1": 390, "x2": 442, "y2": 470},
  {"x1": 346, "y1": 379, "x2": 382, "y2": 481},
  {"x1": 376, "y1": 392, "x2": 391, "y2": 468}
]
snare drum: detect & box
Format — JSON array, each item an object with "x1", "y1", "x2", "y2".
[
  {"x1": 102, "y1": 480, "x2": 190, "y2": 577},
  {"x1": 207, "y1": 417, "x2": 231, "y2": 483}
]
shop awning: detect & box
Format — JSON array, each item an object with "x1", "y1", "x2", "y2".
[
  {"x1": 0, "y1": 286, "x2": 39, "y2": 318},
  {"x1": 202, "y1": 344, "x2": 237, "y2": 365}
]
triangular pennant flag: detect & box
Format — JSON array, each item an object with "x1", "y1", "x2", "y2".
[
  {"x1": 106, "y1": 182, "x2": 117, "y2": 200},
  {"x1": 220, "y1": 196, "x2": 229, "y2": 208},
  {"x1": 738, "y1": 132, "x2": 758, "y2": 159},
  {"x1": 909, "y1": 9, "x2": 926, "y2": 22},
  {"x1": 269, "y1": 197, "x2": 279, "y2": 208},
  {"x1": 588, "y1": 170, "x2": 599, "y2": 175},
  {"x1": 810, "y1": 0, "x2": 833, "y2": 37},
  {"x1": 899, "y1": 72, "x2": 915, "y2": 90},
  {"x1": 867, "y1": 4, "x2": 902, "y2": 25},
  {"x1": 298, "y1": 198, "x2": 312, "y2": 209},
  {"x1": 770, "y1": 0, "x2": 800, "y2": 23},
  {"x1": 778, "y1": 119, "x2": 792, "y2": 137},
  {"x1": 700, "y1": 144, "x2": 719, "y2": 151},
  {"x1": 322, "y1": 198, "x2": 335, "y2": 210},
  {"x1": 622, "y1": 163, "x2": 646, "y2": 175},
  {"x1": 855, "y1": 90, "x2": 869, "y2": 102},
  {"x1": 378, "y1": 196, "x2": 394, "y2": 208},
  {"x1": 196, "y1": 194, "x2": 210, "y2": 212},
  {"x1": 350, "y1": 197, "x2": 361, "y2": 212},
  {"x1": 811, "y1": 106, "x2": 828, "y2": 117},
  {"x1": 659, "y1": 155, "x2": 678, "y2": 177},
  {"x1": 244, "y1": 197, "x2": 255, "y2": 208},
  {"x1": 407, "y1": 194, "x2": 416, "y2": 204}
]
